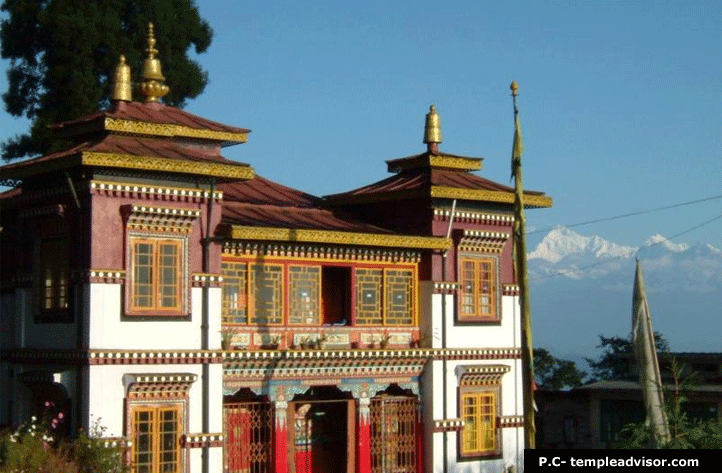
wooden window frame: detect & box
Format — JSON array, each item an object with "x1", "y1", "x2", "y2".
[
  {"x1": 458, "y1": 255, "x2": 499, "y2": 322},
  {"x1": 129, "y1": 403, "x2": 184, "y2": 473},
  {"x1": 288, "y1": 264, "x2": 321, "y2": 326},
  {"x1": 458, "y1": 385, "x2": 501, "y2": 458},
  {"x1": 222, "y1": 261, "x2": 249, "y2": 324},
  {"x1": 383, "y1": 268, "x2": 415, "y2": 326},
  {"x1": 128, "y1": 236, "x2": 185, "y2": 316},
  {"x1": 35, "y1": 236, "x2": 72, "y2": 323}
]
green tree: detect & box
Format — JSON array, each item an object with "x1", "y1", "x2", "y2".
[
  {"x1": 615, "y1": 360, "x2": 722, "y2": 449},
  {"x1": 584, "y1": 333, "x2": 669, "y2": 381},
  {"x1": 534, "y1": 348, "x2": 587, "y2": 390},
  {"x1": 1, "y1": 0, "x2": 213, "y2": 161}
]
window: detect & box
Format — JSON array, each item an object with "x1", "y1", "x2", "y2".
[
  {"x1": 129, "y1": 238, "x2": 183, "y2": 314},
  {"x1": 384, "y1": 270, "x2": 414, "y2": 325},
  {"x1": 460, "y1": 388, "x2": 499, "y2": 457},
  {"x1": 222, "y1": 262, "x2": 248, "y2": 324},
  {"x1": 356, "y1": 268, "x2": 382, "y2": 325},
  {"x1": 131, "y1": 404, "x2": 182, "y2": 473},
  {"x1": 221, "y1": 260, "x2": 416, "y2": 327},
  {"x1": 459, "y1": 256, "x2": 498, "y2": 321},
  {"x1": 356, "y1": 268, "x2": 415, "y2": 326},
  {"x1": 289, "y1": 265, "x2": 321, "y2": 325},
  {"x1": 36, "y1": 237, "x2": 71, "y2": 322}
]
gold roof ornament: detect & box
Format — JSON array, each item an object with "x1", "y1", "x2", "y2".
[
  {"x1": 139, "y1": 23, "x2": 170, "y2": 103},
  {"x1": 111, "y1": 55, "x2": 132, "y2": 102},
  {"x1": 423, "y1": 104, "x2": 442, "y2": 153}
]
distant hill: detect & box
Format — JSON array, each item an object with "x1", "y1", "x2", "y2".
[{"x1": 527, "y1": 227, "x2": 722, "y2": 367}]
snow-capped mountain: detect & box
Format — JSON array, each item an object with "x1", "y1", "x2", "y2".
[{"x1": 527, "y1": 227, "x2": 722, "y2": 366}]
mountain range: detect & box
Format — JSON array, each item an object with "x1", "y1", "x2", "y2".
[{"x1": 527, "y1": 226, "x2": 722, "y2": 368}]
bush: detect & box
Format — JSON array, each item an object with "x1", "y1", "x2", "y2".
[{"x1": 0, "y1": 413, "x2": 128, "y2": 473}]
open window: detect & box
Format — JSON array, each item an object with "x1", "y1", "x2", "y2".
[{"x1": 322, "y1": 266, "x2": 351, "y2": 325}]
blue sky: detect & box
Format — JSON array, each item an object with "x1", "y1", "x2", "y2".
[{"x1": 2, "y1": 1, "x2": 721, "y2": 249}]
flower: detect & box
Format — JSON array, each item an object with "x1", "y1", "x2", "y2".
[{"x1": 57, "y1": 412, "x2": 64, "y2": 419}]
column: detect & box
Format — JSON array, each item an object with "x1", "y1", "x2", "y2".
[
  {"x1": 274, "y1": 399, "x2": 288, "y2": 473},
  {"x1": 357, "y1": 395, "x2": 371, "y2": 473}
]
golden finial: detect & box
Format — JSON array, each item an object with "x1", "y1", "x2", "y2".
[
  {"x1": 510, "y1": 81, "x2": 519, "y2": 97},
  {"x1": 423, "y1": 105, "x2": 442, "y2": 152},
  {"x1": 112, "y1": 55, "x2": 132, "y2": 102},
  {"x1": 140, "y1": 22, "x2": 169, "y2": 103}
]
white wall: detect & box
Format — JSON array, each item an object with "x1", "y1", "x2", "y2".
[
  {"x1": 422, "y1": 287, "x2": 525, "y2": 472},
  {"x1": 87, "y1": 284, "x2": 221, "y2": 350}
]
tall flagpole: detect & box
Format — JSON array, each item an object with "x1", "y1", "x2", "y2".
[{"x1": 511, "y1": 81, "x2": 536, "y2": 449}]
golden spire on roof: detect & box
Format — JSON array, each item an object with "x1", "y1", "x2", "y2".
[
  {"x1": 423, "y1": 104, "x2": 442, "y2": 153},
  {"x1": 139, "y1": 23, "x2": 169, "y2": 103},
  {"x1": 112, "y1": 55, "x2": 132, "y2": 102}
]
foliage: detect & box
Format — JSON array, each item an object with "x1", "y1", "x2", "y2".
[
  {"x1": 0, "y1": 0, "x2": 213, "y2": 160},
  {"x1": 0, "y1": 409, "x2": 128, "y2": 473},
  {"x1": 615, "y1": 359, "x2": 722, "y2": 449},
  {"x1": 534, "y1": 348, "x2": 587, "y2": 390},
  {"x1": 584, "y1": 332, "x2": 669, "y2": 381}
]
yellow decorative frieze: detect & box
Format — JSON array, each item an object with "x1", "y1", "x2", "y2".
[
  {"x1": 104, "y1": 117, "x2": 249, "y2": 144},
  {"x1": 82, "y1": 151, "x2": 254, "y2": 180},
  {"x1": 227, "y1": 225, "x2": 450, "y2": 250},
  {"x1": 223, "y1": 242, "x2": 421, "y2": 263},
  {"x1": 430, "y1": 185, "x2": 553, "y2": 208}
]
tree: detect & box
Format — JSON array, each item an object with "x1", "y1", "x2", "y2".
[
  {"x1": 534, "y1": 348, "x2": 587, "y2": 390},
  {"x1": 1, "y1": 0, "x2": 213, "y2": 161},
  {"x1": 584, "y1": 332, "x2": 669, "y2": 382}
]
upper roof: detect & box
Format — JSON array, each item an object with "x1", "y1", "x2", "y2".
[
  {"x1": 218, "y1": 175, "x2": 450, "y2": 250},
  {"x1": 51, "y1": 101, "x2": 250, "y2": 146},
  {"x1": 0, "y1": 134, "x2": 253, "y2": 182},
  {"x1": 325, "y1": 165, "x2": 552, "y2": 208}
]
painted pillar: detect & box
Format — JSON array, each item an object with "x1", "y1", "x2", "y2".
[
  {"x1": 357, "y1": 396, "x2": 371, "y2": 473},
  {"x1": 274, "y1": 400, "x2": 288, "y2": 473}
]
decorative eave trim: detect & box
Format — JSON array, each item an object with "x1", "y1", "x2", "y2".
[
  {"x1": 17, "y1": 204, "x2": 66, "y2": 218},
  {"x1": 387, "y1": 154, "x2": 482, "y2": 172},
  {"x1": 224, "y1": 347, "x2": 521, "y2": 363},
  {"x1": 86, "y1": 269, "x2": 127, "y2": 284},
  {"x1": 433, "y1": 282, "x2": 459, "y2": 294},
  {"x1": 499, "y1": 416, "x2": 524, "y2": 428},
  {"x1": 126, "y1": 373, "x2": 197, "y2": 399},
  {"x1": 430, "y1": 186, "x2": 552, "y2": 208},
  {"x1": 433, "y1": 209, "x2": 514, "y2": 226},
  {"x1": 81, "y1": 151, "x2": 254, "y2": 180},
  {"x1": 126, "y1": 204, "x2": 201, "y2": 233},
  {"x1": 1, "y1": 347, "x2": 520, "y2": 365},
  {"x1": 433, "y1": 418, "x2": 466, "y2": 432},
  {"x1": 502, "y1": 284, "x2": 520, "y2": 296},
  {"x1": 458, "y1": 364, "x2": 511, "y2": 386},
  {"x1": 181, "y1": 433, "x2": 224, "y2": 449},
  {"x1": 104, "y1": 117, "x2": 249, "y2": 145},
  {"x1": 90, "y1": 180, "x2": 222, "y2": 201},
  {"x1": 226, "y1": 225, "x2": 450, "y2": 250},
  {"x1": 222, "y1": 242, "x2": 421, "y2": 263},
  {"x1": 224, "y1": 362, "x2": 427, "y2": 380},
  {"x1": 458, "y1": 230, "x2": 511, "y2": 253},
  {"x1": 100, "y1": 438, "x2": 133, "y2": 449},
  {"x1": 191, "y1": 273, "x2": 223, "y2": 287}
]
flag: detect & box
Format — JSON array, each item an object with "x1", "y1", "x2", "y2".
[
  {"x1": 632, "y1": 259, "x2": 670, "y2": 447},
  {"x1": 510, "y1": 82, "x2": 535, "y2": 448},
  {"x1": 511, "y1": 113, "x2": 523, "y2": 180}
]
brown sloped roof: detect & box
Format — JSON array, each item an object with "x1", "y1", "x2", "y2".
[
  {"x1": 222, "y1": 202, "x2": 394, "y2": 233},
  {"x1": 0, "y1": 135, "x2": 252, "y2": 181},
  {"x1": 219, "y1": 175, "x2": 319, "y2": 207},
  {"x1": 220, "y1": 174, "x2": 392, "y2": 233},
  {"x1": 326, "y1": 168, "x2": 543, "y2": 198},
  {"x1": 51, "y1": 101, "x2": 250, "y2": 136}
]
